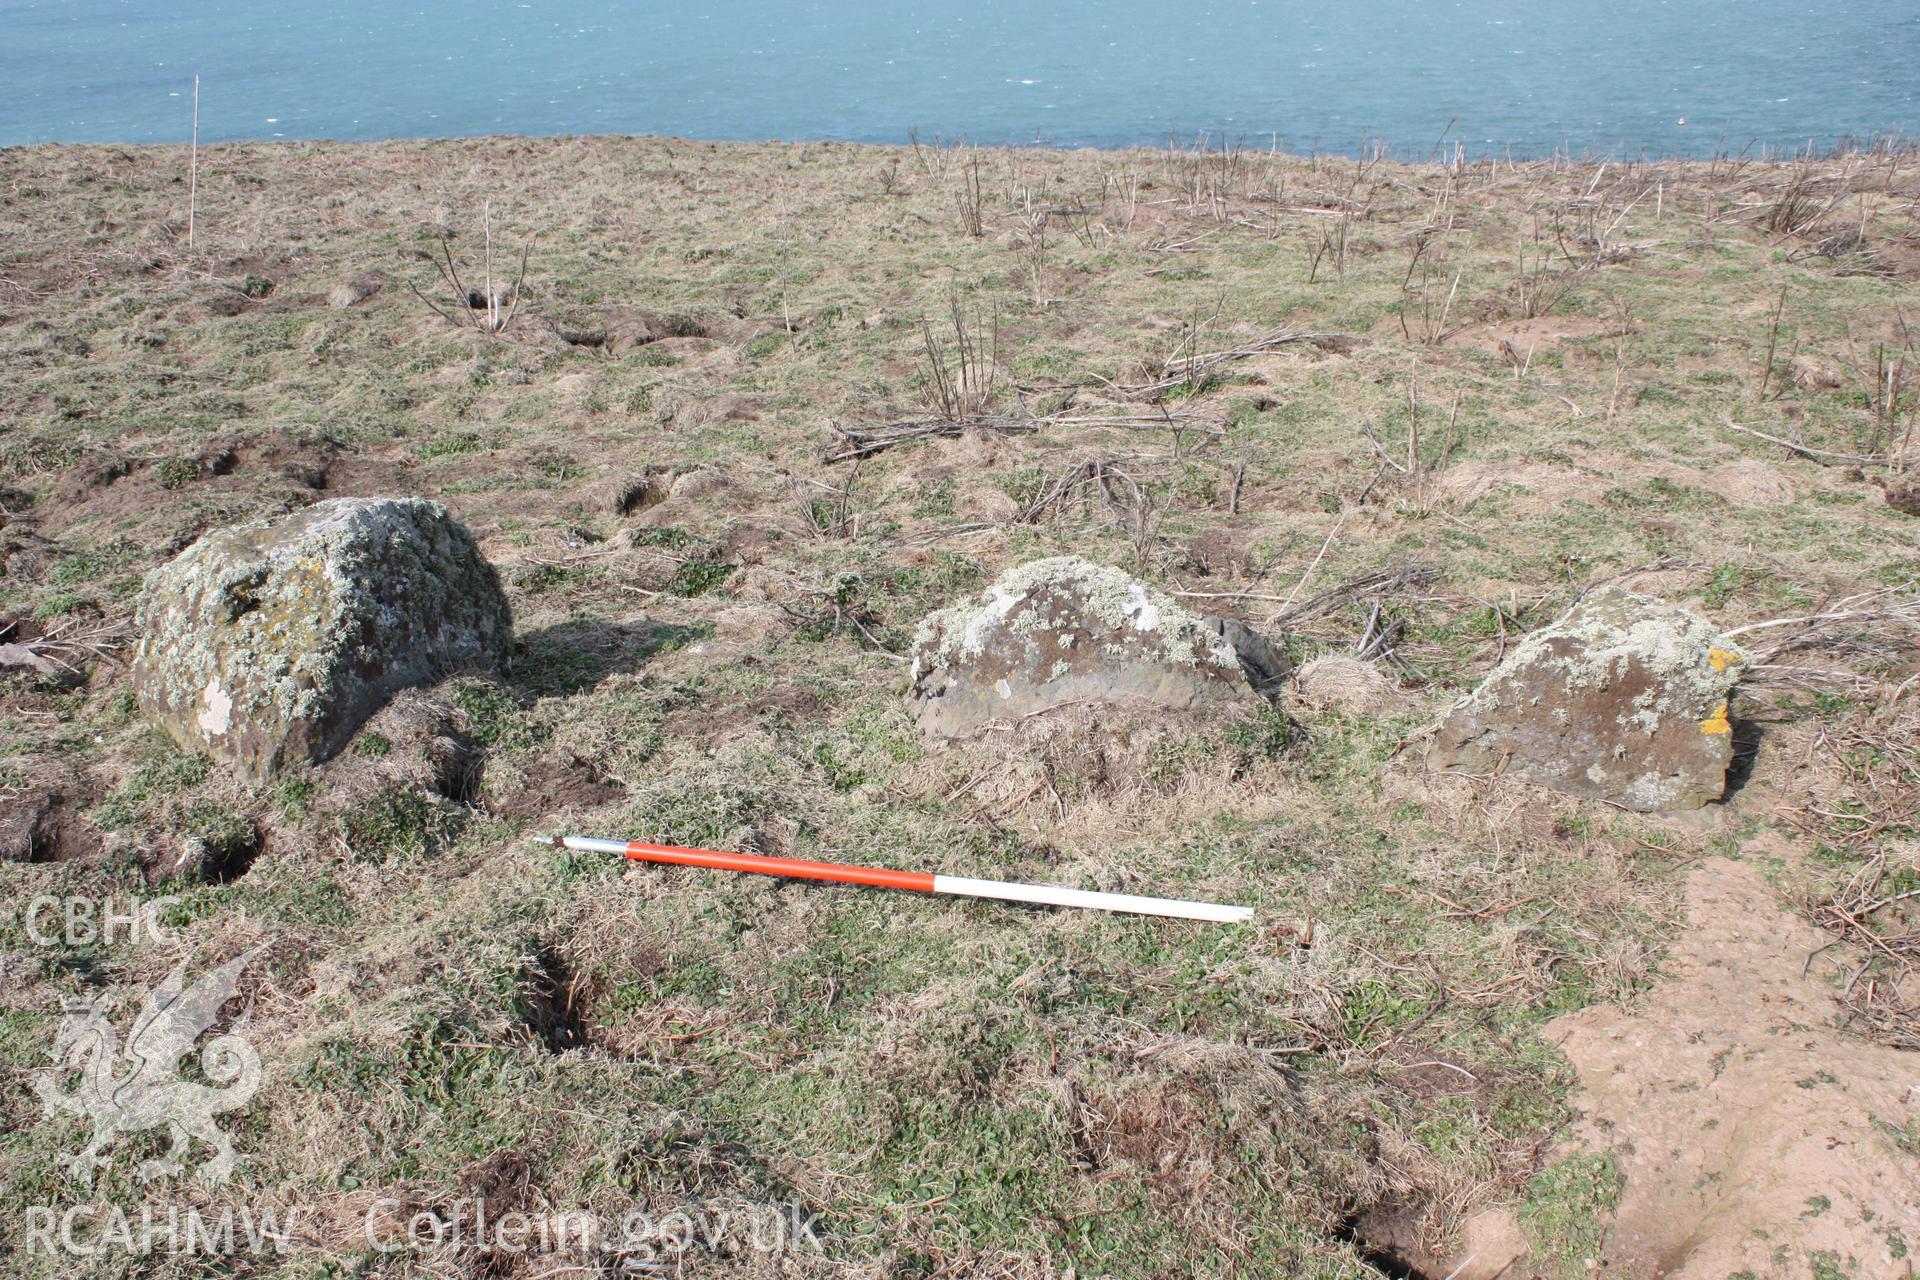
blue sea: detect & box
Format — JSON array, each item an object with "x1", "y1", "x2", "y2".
[{"x1": 1, "y1": 0, "x2": 1915, "y2": 156}]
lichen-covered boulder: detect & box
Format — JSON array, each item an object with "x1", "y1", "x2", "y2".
[
  {"x1": 132, "y1": 497, "x2": 510, "y2": 776},
  {"x1": 907, "y1": 556, "x2": 1286, "y2": 736},
  {"x1": 1427, "y1": 587, "x2": 1746, "y2": 811}
]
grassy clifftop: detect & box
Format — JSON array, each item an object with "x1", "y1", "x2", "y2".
[{"x1": 1, "y1": 135, "x2": 1916, "y2": 1277}]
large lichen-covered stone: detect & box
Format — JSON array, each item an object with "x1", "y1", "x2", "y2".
[
  {"x1": 132, "y1": 498, "x2": 510, "y2": 776},
  {"x1": 1427, "y1": 587, "x2": 1747, "y2": 811},
  {"x1": 907, "y1": 555, "x2": 1285, "y2": 736}
]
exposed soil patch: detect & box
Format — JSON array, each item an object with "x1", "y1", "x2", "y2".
[
  {"x1": 1467, "y1": 314, "x2": 1620, "y2": 360},
  {"x1": 486, "y1": 754, "x2": 626, "y2": 821},
  {"x1": 1073, "y1": 1084, "x2": 1216, "y2": 1216},
  {"x1": 232, "y1": 429, "x2": 338, "y2": 492},
  {"x1": 0, "y1": 526, "x2": 56, "y2": 586},
  {"x1": 459, "y1": 1149, "x2": 545, "y2": 1276},
  {"x1": 1551, "y1": 857, "x2": 1920, "y2": 1279},
  {"x1": 602, "y1": 468, "x2": 670, "y2": 516},
  {"x1": 1343, "y1": 1203, "x2": 1531, "y2": 1280},
  {"x1": 1877, "y1": 476, "x2": 1920, "y2": 516},
  {"x1": 30, "y1": 431, "x2": 348, "y2": 546},
  {"x1": 0, "y1": 486, "x2": 33, "y2": 521},
  {"x1": 138, "y1": 821, "x2": 264, "y2": 884},
  {"x1": 50, "y1": 452, "x2": 136, "y2": 504},
  {"x1": 0, "y1": 774, "x2": 103, "y2": 863},
  {"x1": 1339, "y1": 1208, "x2": 1439, "y2": 1280}
]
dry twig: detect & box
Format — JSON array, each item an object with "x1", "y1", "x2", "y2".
[
  {"x1": 822, "y1": 409, "x2": 1220, "y2": 464},
  {"x1": 1107, "y1": 327, "x2": 1349, "y2": 399},
  {"x1": 0, "y1": 616, "x2": 128, "y2": 676}
]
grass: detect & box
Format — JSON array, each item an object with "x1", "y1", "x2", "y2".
[
  {"x1": 1520, "y1": 1154, "x2": 1624, "y2": 1278},
  {"x1": 337, "y1": 784, "x2": 458, "y2": 862},
  {"x1": 0, "y1": 133, "x2": 1916, "y2": 1278}
]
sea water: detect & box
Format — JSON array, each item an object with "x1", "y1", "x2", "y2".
[{"x1": 2, "y1": 0, "x2": 1915, "y2": 156}]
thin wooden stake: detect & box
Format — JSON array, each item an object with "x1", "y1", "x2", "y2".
[
  {"x1": 484, "y1": 198, "x2": 496, "y2": 332},
  {"x1": 188, "y1": 74, "x2": 200, "y2": 251}
]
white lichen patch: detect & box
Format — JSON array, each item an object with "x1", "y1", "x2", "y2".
[
  {"x1": 1124, "y1": 583, "x2": 1160, "y2": 633},
  {"x1": 196, "y1": 678, "x2": 232, "y2": 737},
  {"x1": 957, "y1": 584, "x2": 1021, "y2": 658}
]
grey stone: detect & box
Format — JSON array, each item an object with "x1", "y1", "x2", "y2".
[
  {"x1": 1201, "y1": 615, "x2": 1293, "y2": 695},
  {"x1": 131, "y1": 497, "x2": 510, "y2": 776},
  {"x1": 1427, "y1": 587, "x2": 1747, "y2": 811},
  {"x1": 907, "y1": 555, "x2": 1281, "y2": 736}
]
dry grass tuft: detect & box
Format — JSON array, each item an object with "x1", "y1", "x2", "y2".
[{"x1": 1292, "y1": 655, "x2": 1399, "y2": 714}]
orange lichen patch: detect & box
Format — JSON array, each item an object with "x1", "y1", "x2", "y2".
[
  {"x1": 1708, "y1": 647, "x2": 1743, "y2": 673},
  {"x1": 1699, "y1": 700, "x2": 1731, "y2": 735}
]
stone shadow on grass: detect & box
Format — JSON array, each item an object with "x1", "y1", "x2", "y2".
[
  {"x1": 1722, "y1": 713, "x2": 1766, "y2": 800},
  {"x1": 508, "y1": 616, "x2": 712, "y2": 696}
]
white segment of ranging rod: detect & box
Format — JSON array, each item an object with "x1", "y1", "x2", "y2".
[
  {"x1": 931, "y1": 874, "x2": 1255, "y2": 923},
  {"x1": 560, "y1": 836, "x2": 643, "y2": 856}
]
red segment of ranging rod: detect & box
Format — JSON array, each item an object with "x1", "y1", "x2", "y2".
[
  {"x1": 613, "y1": 837, "x2": 932, "y2": 892},
  {"x1": 542, "y1": 835, "x2": 1252, "y2": 923}
]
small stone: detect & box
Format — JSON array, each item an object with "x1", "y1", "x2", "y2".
[
  {"x1": 1427, "y1": 587, "x2": 1746, "y2": 811},
  {"x1": 143, "y1": 834, "x2": 212, "y2": 883},
  {"x1": 131, "y1": 497, "x2": 511, "y2": 776},
  {"x1": 907, "y1": 555, "x2": 1282, "y2": 736},
  {"x1": 1790, "y1": 355, "x2": 1844, "y2": 391},
  {"x1": 668, "y1": 467, "x2": 728, "y2": 501},
  {"x1": 1293, "y1": 655, "x2": 1397, "y2": 714},
  {"x1": 1200, "y1": 616, "x2": 1292, "y2": 695}
]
